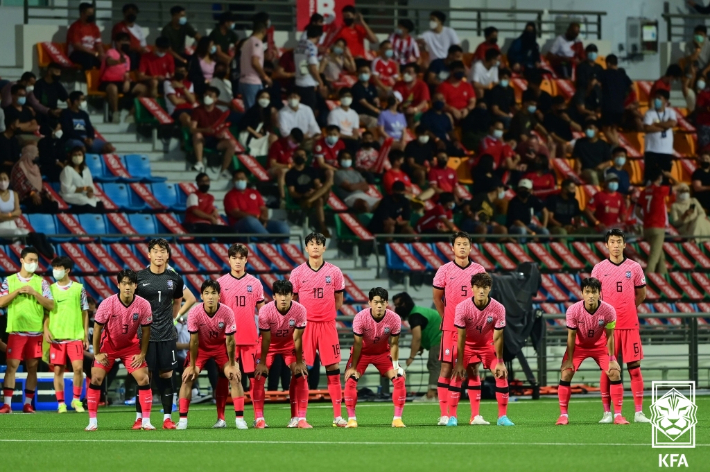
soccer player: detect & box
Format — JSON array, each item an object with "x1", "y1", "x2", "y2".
[
  {"x1": 45, "y1": 256, "x2": 89, "y2": 413},
  {"x1": 432, "y1": 231, "x2": 485, "y2": 425},
  {"x1": 451, "y1": 272, "x2": 514, "y2": 426},
  {"x1": 556, "y1": 277, "x2": 628, "y2": 425},
  {"x1": 216, "y1": 243, "x2": 265, "y2": 428},
  {"x1": 86, "y1": 270, "x2": 154, "y2": 431},
  {"x1": 135, "y1": 239, "x2": 186, "y2": 429},
  {"x1": 253, "y1": 280, "x2": 310, "y2": 428},
  {"x1": 0, "y1": 246, "x2": 55, "y2": 414},
  {"x1": 591, "y1": 229, "x2": 650, "y2": 423},
  {"x1": 177, "y1": 280, "x2": 246, "y2": 430},
  {"x1": 344, "y1": 287, "x2": 406, "y2": 428}
]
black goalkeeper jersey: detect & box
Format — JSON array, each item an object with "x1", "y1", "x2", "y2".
[{"x1": 136, "y1": 267, "x2": 185, "y2": 342}]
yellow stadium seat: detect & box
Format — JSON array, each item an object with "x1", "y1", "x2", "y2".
[{"x1": 85, "y1": 69, "x2": 105, "y2": 97}]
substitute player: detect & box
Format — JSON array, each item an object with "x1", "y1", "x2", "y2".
[
  {"x1": 253, "y1": 280, "x2": 310, "y2": 428},
  {"x1": 216, "y1": 244, "x2": 265, "y2": 428},
  {"x1": 45, "y1": 256, "x2": 89, "y2": 413},
  {"x1": 86, "y1": 270, "x2": 155, "y2": 431},
  {"x1": 344, "y1": 287, "x2": 406, "y2": 428},
  {"x1": 451, "y1": 272, "x2": 514, "y2": 427},
  {"x1": 177, "y1": 280, "x2": 246, "y2": 430},
  {"x1": 0, "y1": 246, "x2": 55, "y2": 414},
  {"x1": 556, "y1": 277, "x2": 628, "y2": 425},
  {"x1": 591, "y1": 228, "x2": 649, "y2": 423},
  {"x1": 432, "y1": 231, "x2": 485, "y2": 425},
  {"x1": 291, "y1": 232, "x2": 347, "y2": 427},
  {"x1": 135, "y1": 239, "x2": 186, "y2": 429}
]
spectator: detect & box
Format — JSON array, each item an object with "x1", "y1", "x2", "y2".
[
  {"x1": 324, "y1": 38, "x2": 356, "y2": 84},
  {"x1": 604, "y1": 147, "x2": 632, "y2": 195},
  {"x1": 546, "y1": 179, "x2": 587, "y2": 236},
  {"x1": 516, "y1": 133, "x2": 550, "y2": 169},
  {"x1": 544, "y1": 95, "x2": 579, "y2": 156},
  {"x1": 209, "y1": 12, "x2": 239, "y2": 65},
  {"x1": 0, "y1": 117, "x2": 20, "y2": 174},
  {"x1": 371, "y1": 40, "x2": 400, "y2": 94},
  {"x1": 161, "y1": 5, "x2": 201, "y2": 66},
  {"x1": 285, "y1": 149, "x2": 331, "y2": 235},
  {"x1": 573, "y1": 120, "x2": 612, "y2": 185},
  {"x1": 100, "y1": 32, "x2": 148, "y2": 123},
  {"x1": 393, "y1": 63, "x2": 430, "y2": 125},
  {"x1": 1, "y1": 72, "x2": 42, "y2": 116},
  {"x1": 368, "y1": 180, "x2": 414, "y2": 235},
  {"x1": 212, "y1": 63, "x2": 242, "y2": 124},
  {"x1": 473, "y1": 26, "x2": 500, "y2": 62},
  {"x1": 485, "y1": 68, "x2": 516, "y2": 128},
  {"x1": 183, "y1": 173, "x2": 232, "y2": 235},
  {"x1": 354, "y1": 131, "x2": 380, "y2": 179},
  {"x1": 260, "y1": 61, "x2": 282, "y2": 112},
  {"x1": 508, "y1": 90, "x2": 547, "y2": 142},
  {"x1": 420, "y1": 93, "x2": 453, "y2": 143},
  {"x1": 643, "y1": 89, "x2": 677, "y2": 182},
  {"x1": 695, "y1": 75, "x2": 710, "y2": 150},
  {"x1": 522, "y1": 154, "x2": 557, "y2": 199},
  {"x1": 415, "y1": 192, "x2": 456, "y2": 234},
  {"x1": 548, "y1": 22, "x2": 583, "y2": 78},
  {"x1": 418, "y1": 11, "x2": 459, "y2": 62},
  {"x1": 277, "y1": 90, "x2": 321, "y2": 151},
  {"x1": 460, "y1": 100, "x2": 492, "y2": 151},
  {"x1": 404, "y1": 125, "x2": 437, "y2": 186},
  {"x1": 59, "y1": 146, "x2": 102, "y2": 213},
  {"x1": 67, "y1": 3, "x2": 104, "y2": 70},
  {"x1": 10, "y1": 144, "x2": 59, "y2": 213},
  {"x1": 111, "y1": 3, "x2": 147, "y2": 70},
  {"x1": 298, "y1": 12, "x2": 326, "y2": 45},
  {"x1": 239, "y1": 88, "x2": 276, "y2": 148},
  {"x1": 685, "y1": 25, "x2": 710, "y2": 72},
  {"x1": 425, "y1": 45, "x2": 463, "y2": 97},
  {"x1": 584, "y1": 173, "x2": 626, "y2": 232},
  {"x1": 188, "y1": 37, "x2": 217, "y2": 97},
  {"x1": 637, "y1": 170, "x2": 672, "y2": 274},
  {"x1": 333, "y1": 150, "x2": 381, "y2": 212},
  {"x1": 189, "y1": 86, "x2": 236, "y2": 178},
  {"x1": 294, "y1": 24, "x2": 325, "y2": 111},
  {"x1": 267, "y1": 128, "x2": 303, "y2": 200},
  {"x1": 599, "y1": 54, "x2": 638, "y2": 130},
  {"x1": 382, "y1": 150, "x2": 412, "y2": 195},
  {"x1": 650, "y1": 64, "x2": 683, "y2": 98},
  {"x1": 137, "y1": 37, "x2": 175, "y2": 98},
  {"x1": 327, "y1": 88, "x2": 360, "y2": 148},
  {"x1": 274, "y1": 48, "x2": 296, "y2": 92},
  {"x1": 507, "y1": 179, "x2": 549, "y2": 240},
  {"x1": 60, "y1": 92, "x2": 115, "y2": 154},
  {"x1": 428, "y1": 150, "x2": 458, "y2": 196},
  {"x1": 253, "y1": 11, "x2": 278, "y2": 62},
  {"x1": 351, "y1": 64, "x2": 380, "y2": 130},
  {"x1": 314, "y1": 125, "x2": 345, "y2": 184},
  {"x1": 224, "y1": 170, "x2": 290, "y2": 239},
  {"x1": 377, "y1": 92, "x2": 407, "y2": 150},
  {"x1": 164, "y1": 64, "x2": 196, "y2": 128},
  {"x1": 36, "y1": 122, "x2": 65, "y2": 181},
  {"x1": 568, "y1": 76, "x2": 602, "y2": 127},
  {"x1": 526, "y1": 70, "x2": 553, "y2": 116},
  {"x1": 30, "y1": 64, "x2": 69, "y2": 127},
  {"x1": 507, "y1": 22, "x2": 541, "y2": 72},
  {"x1": 475, "y1": 120, "x2": 518, "y2": 172},
  {"x1": 338, "y1": 5, "x2": 378, "y2": 59},
  {"x1": 0, "y1": 170, "x2": 27, "y2": 238},
  {"x1": 2, "y1": 84, "x2": 39, "y2": 138},
  {"x1": 462, "y1": 178, "x2": 507, "y2": 237},
  {"x1": 388, "y1": 19, "x2": 420, "y2": 66},
  {"x1": 671, "y1": 183, "x2": 710, "y2": 238},
  {"x1": 437, "y1": 60, "x2": 476, "y2": 122},
  {"x1": 239, "y1": 20, "x2": 271, "y2": 110},
  {"x1": 692, "y1": 151, "x2": 710, "y2": 211},
  {"x1": 470, "y1": 48, "x2": 501, "y2": 99},
  {"x1": 575, "y1": 44, "x2": 603, "y2": 89}
]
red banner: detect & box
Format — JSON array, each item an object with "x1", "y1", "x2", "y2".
[
  {"x1": 256, "y1": 244, "x2": 293, "y2": 271},
  {"x1": 130, "y1": 183, "x2": 164, "y2": 209},
  {"x1": 327, "y1": 192, "x2": 348, "y2": 211},
  {"x1": 366, "y1": 185, "x2": 382, "y2": 200},
  {"x1": 389, "y1": 243, "x2": 425, "y2": 271},
  {"x1": 155, "y1": 213, "x2": 192, "y2": 240},
  {"x1": 237, "y1": 154, "x2": 269, "y2": 181},
  {"x1": 616, "y1": 134, "x2": 642, "y2": 158},
  {"x1": 259, "y1": 273, "x2": 279, "y2": 294},
  {"x1": 231, "y1": 99, "x2": 245, "y2": 113},
  {"x1": 93, "y1": 184, "x2": 118, "y2": 211},
  {"x1": 541, "y1": 275, "x2": 567, "y2": 301},
  {"x1": 554, "y1": 79, "x2": 575, "y2": 100},
  {"x1": 466, "y1": 244, "x2": 494, "y2": 271},
  {"x1": 56, "y1": 214, "x2": 91, "y2": 241},
  {"x1": 482, "y1": 243, "x2": 516, "y2": 270},
  {"x1": 505, "y1": 243, "x2": 534, "y2": 263},
  {"x1": 647, "y1": 273, "x2": 680, "y2": 299},
  {"x1": 692, "y1": 273, "x2": 710, "y2": 294},
  {"x1": 43, "y1": 183, "x2": 68, "y2": 210},
  {"x1": 184, "y1": 244, "x2": 223, "y2": 272},
  {"x1": 552, "y1": 158, "x2": 581, "y2": 184},
  {"x1": 555, "y1": 273, "x2": 581, "y2": 300},
  {"x1": 221, "y1": 130, "x2": 245, "y2": 153},
  {"x1": 527, "y1": 243, "x2": 561, "y2": 270},
  {"x1": 60, "y1": 244, "x2": 97, "y2": 273},
  {"x1": 0, "y1": 247, "x2": 20, "y2": 272},
  {"x1": 84, "y1": 276, "x2": 115, "y2": 299},
  {"x1": 669, "y1": 273, "x2": 702, "y2": 300},
  {"x1": 41, "y1": 42, "x2": 73, "y2": 68},
  {"x1": 86, "y1": 244, "x2": 122, "y2": 272},
  {"x1": 110, "y1": 244, "x2": 144, "y2": 270},
  {"x1": 138, "y1": 97, "x2": 173, "y2": 124},
  {"x1": 662, "y1": 243, "x2": 693, "y2": 270},
  {"x1": 411, "y1": 242, "x2": 444, "y2": 269},
  {"x1": 106, "y1": 213, "x2": 141, "y2": 240},
  {"x1": 372, "y1": 137, "x2": 393, "y2": 174},
  {"x1": 104, "y1": 154, "x2": 132, "y2": 179},
  {"x1": 549, "y1": 242, "x2": 584, "y2": 270},
  {"x1": 281, "y1": 243, "x2": 307, "y2": 265},
  {"x1": 339, "y1": 213, "x2": 374, "y2": 240},
  {"x1": 170, "y1": 246, "x2": 198, "y2": 273},
  {"x1": 330, "y1": 74, "x2": 357, "y2": 89},
  {"x1": 454, "y1": 184, "x2": 472, "y2": 201},
  {"x1": 343, "y1": 274, "x2": 367, "y2": 302}
]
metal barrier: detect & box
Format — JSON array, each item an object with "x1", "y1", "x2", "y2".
[
  {"x1": 663, "y1": 12, "x2": 710, "y2": 42},
  {"x1": 5, "y1": 231, "x2": 299, "y2": 246}
]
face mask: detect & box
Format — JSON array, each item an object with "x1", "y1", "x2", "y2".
[
  {"x1": 174, "y1": 72, "x2": 186, "y2": 81},
  {"x1": 585, "y1": 128, "x2": 596, "y2": 138},
  {"x1": 497, "y1": 190, "x2": 506, "y2": 200},
  {"x1": 438, "y1": 70, "x2": 450, "y2": 81},
  {"x1": 696, "y1": 34, "x2": 705, "y2": 43},
  {"x1": 209, "y1": 45, "x2": 217, "y2": 54},
  {"x1": 340, "y1": 96, "x2": 353, "y2": 107},
  {"x1": 0, "y1": 181, "x2": 8, "y2": 191},
  {"x1": 607, "y1": 181, "x2": 619, "y2": 192},
  {"x1": 126, "y1": 14, "x2": 137, "y2": 23},
  {"x1": 288, "y1": 98, "x2": 300, "y2": 108},
  {"x1": 79, "y1": 100, "x2": 88, "y2": 111},
  {"x1": 120, "y1": 44, "x2": 131, "y2": 54},
  {"x1": 178, "y1": 16, "x2": 187, "y2": 25},
  {"x1": 17, "y1": 96, "x2": 26, "y2": 106},
  {"x1": 203, "y1": 95, "x2": 215, "y2": 106},
  {"x1": 699, "y1": 80, "x2": 706, "y2": 90},
  {"x1": 197, "y1": 184, "x2": 210, "y2": 193},
  {"x1": 53, "y1": 129, "x2": 63, "y2": 139},
  {"x1": 234, "y1": 180, "x2": 247, "y2": 190},
  {"x1": 258, "y1": 98, "x2": 270, "y2": 108},
  {"x1": 614, "y1": 156, "x2": 626, "y2": 167},
  {"x1": 429, "y1": 20, "x2": 439, "y2": 30},
  {"x1": 25, "y1": 85, "x2": 34, "y2": 94},
  {"x1": 418, "y1": 135, "x2": 429, "y2": 144},
  {"x1": 156, "y1": 51, "x2": 166, "y2": 58},
  {"x1": 654, "y1": 98, "x2": 663, "y2": 110},
  {"x1": 678, "y1": 192, "x2": 690, "y2": 201},
  {"x1": 23, "y1": 262, "x2": 37, "y2": 274},
  {"x1": 229, "y1": 23, "x2": 236, "y2": 30},
  {"x1": 587, "y1": 52, "x2": 598, "y2": 61},
  {"x1": 86, "y1": 15, "x2": 96, "y2": 23},
  {"x1": 293, "y1": 156, "x2": 306, "y2": 166},
  {"x1": 527, "y1": 105, "x2": 536, "y2": 113},
  {"x1": 333, "y1": 46, "x2": 344, "y2": 55},
  {"x1": 325, "y1": 136, "x2": 339, "y2": 146},
  {"x1": 499, "y1": 79, "x2": 509, "y2": 88},
  {"x1": 340, "y1": 159, "x2": 352, "y2": 168},
  {"x1": 433, "y1": 100, "x2": 445, "y2": 111},
  {"x1": 395, "y1": 28, "x2": 403, "y2": 36},
  {"x1": 403, "y1": 72, "x2": 414, "y2": 83},
  {"x1": 53, "y1": 269, "x2": 66, "y2": 281},
  {"x1": 453, "y1": 71, "x2": 465, "y2": 80},
  {"x1": 517, "y1": 190, "x2": 530, "y2": 199},
  {"x1": 343, "y1": 17, "x2": 354, "y2": 26},
  {"x1": 359, "y1": 73, "x2": 370, "y2": 82},
  {"x1": 384, "y1": 50, "x2": 394, "y2": 58},
  {"x1": 72, "y1": 154, "x2": 84, "y2": 165},
  {"x1": 493, "y1": 129, "x2": 504, "y2": 139}
]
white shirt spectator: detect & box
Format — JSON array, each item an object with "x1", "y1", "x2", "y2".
[
  {"x1": 388, "y1": 33, "x2": 420, "y2": 65},
  {"x1": 278, "y1": 103, "x2": 320, "y2": 138},
  {"x1": 643, "y1": 108, "x2": 677, "y2": 155},
  {"x1": 163, "y1": 79, "x2": 195, "y2": 115},
  {"x1": 418, "y1": 27, "x2": 459, "y2": 62},
  {"x1": 60, "y1": 165, "x2": 99, "y2": 207},
  {"x1": 127, "y1": 23, "x2": 147, "y2": 48},
  {"x1": 327, "y1": 106, "x2": 360, "y2": 138},
  {"x1": 210, "y1": 77, "x2": 233, "y2": 112},
  {"x1": 294, "y1": 38, "x2": 320, "y2": 87},
  {"x1": 470, "y1": 60, "x2": 499, "y2": 87},
  {"x1": 549, "y1": 35, "x2": 580, "y2": 58}
]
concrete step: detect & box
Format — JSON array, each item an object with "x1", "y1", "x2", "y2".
[{"x1": 107, "y1": 142, "x2": 155, "y2": 153}]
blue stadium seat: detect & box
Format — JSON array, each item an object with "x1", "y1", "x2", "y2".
[
  {"x1": 27, "y1": 213, "x2": 57, "y2": 237},
  {"x1": 78, "y1": 214, "x2": 107, "y2": 236},
  {"x1": 128, "y1": 214, "x2": 158, "y2": 235},
  {"x1": 85, "y1": 154, "x2": 118, "y2": 182},
  {"x1": 102, "y1": 183, "x2": 148, "y2": 211},
  {"x1": 150, "y1": 183, "x2": 184, "y2": 211},
  {"x1": 124, "y1": 154, "x2": 167, "y2": 183}
]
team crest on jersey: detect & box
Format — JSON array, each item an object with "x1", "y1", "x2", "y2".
[
  {"x1": 289, "y1": 319, "x2": 295, "y2": 327},
  {"x1": 247, "y1": 285, "x2": 252, "y2": 293},
  {"x1": 487, "y1": 316, "x2": 493, "y2": 323},
  {"x1": 445, "y1": 349, "x2": 450, "y2": 355},
  {"x1": 218, "y1": 322, "x2": 225, "y2": 329},
  {"x1": 325, "y1": 276, "x2": 331, "y2": 284},
  {"x1": 384, "y1": 327, "x2": 391, "y2": 334},
  {"x1": 133, "y1": 313, "x2": 139, "y2": 321},
  {"x1": 598, "y1": 319, "x2": 605, "y2": 326},
  {"x1": 167, "y1": 280, "x2": 174, "y2": 289},
  {"x1": 626, "y1": 271, "x2": 632, "y2": 279}
]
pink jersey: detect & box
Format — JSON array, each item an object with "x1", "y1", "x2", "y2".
[
  {"x1": 258, "y1": 300, "x2": 307, "y2": 351},
  {"x1": 216, "y1": 273, "x2": 265, "y2": 345},
  {"x1": 454, "y1": 297, "x2": 506, "y2": 347},
  {"x1": 566, "y1": 300, "x2": 617, "y2": 349},
  {"x1": 591, "y1": 258, "x2": 646, "y2": 330},
  {"x1": 352, "y1": 308, "x2": 401, "y2": 355},
  {"x1": 187, "y1": 303, "x2": 236, "y2": 351},
  {"x1": 433, "y1": 260, "x2": 486, "y2": 332},
  {"x1": 290, "y1": 261, "x2": 345, "y2": 322},
  {"x1": 94, "y1": 294, "x2": 152, "y2": 352}
]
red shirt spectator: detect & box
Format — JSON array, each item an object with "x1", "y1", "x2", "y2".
[
  {"x1": 268, "y1": 136, "x2": 297, "y2": 167},
  {"x1": 639, "y1": 183, "x2": 670, "y2": 228},
  {"x1": 371, "y1": 57, "x2": 399, "y2": 87},
  {"x1": 393, "y1": 79, "x2": 430, "y2": 110},
  {"x1": 277, "y1": 50, "x2": 295, "y2": 91},
  {"x1": 224, "y1": 186, "x2": 265, "y2": 226},
  {"x1": 164, "y1": 79, "x2": 195, "y2": 115},
  {"x1": 191, "y1": 105, "x2": 225, "y2": 131},
  {"x1": 522, "y1": 171, "x2": 557, "y2": 199},
  {"x1": 185, "y1": 190, "x2": 217, "y2": 224},
  {"x1": 339, "y1": 24, "x2": 368, "y2": 58},
  {"x1": 696, "y1": 89, "x2": 710, "y2": 127},
  {"x1": 428, "y1": 166, "x2": 458, "y2": 193},
  {"x1": 67, "y1": 20, "x2": 101, "y2": 55},
  {"x1": 587, "y1": 190, "x2": 626, "y2": 227},
  {"x1": 476, "y1": 135, "x2": 515, "y2": 169},
  {"x1": 388, "y1": 33, "x2": 420, "y2": 65},
  {"x1": 382, "y1": 169, "x2": 412, "y2": 194},
  {"x1": 473, "y1": 42, "x2": 500, "y2": 62},
  {"x1": 313, "y1": 137, "x2": 345, "y2": 168},
  {"x1": 139, "y1": 52, "x2": 175, "y2": 79},
  {"x1": 416, "y1": 204, "x2": 453, "y2": 232},
  {"x1": 436, "y1": 80, "x2": 475, "y2": 111}
]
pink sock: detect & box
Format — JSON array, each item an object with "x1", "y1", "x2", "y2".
[
  {"x1": 296, "y1": 374, "x2": 309, "y2": 418},
  {"x1": 447, "y1": 378, "x2": 462, "y2": 418},
  {"x1": 437, "y1": 376, "x2": 450, "y2": 416},
  {"x1": 138, "y1": 386, "x2": 152, "y2": 419},
  {"x1": 628, "y1": 366, "x2": 644, "y2": 413},
  {"x1": 56, "y1": 390, "x2": 65, "y2": 403},
  {"x1": 610, "y1": 380, "x2": 624, "y2": 415},
  {"x1": 326, "y1": 370, "x2": 342, "y2": 419},
  {"x1": 87, "y1": 384, "x2": 100, "y2": 419},
  {"x1": 252, "y1": 375, "x2": 266, "y2": 419},
  {"x1": 468, "y1": 378, "x2": 481, "y2": 417},
  {"x1": 558, "y1": 381, "x2": 571, "y2": 415},
  {"x1": 600, "y1": 372, "x2": 611, "y2": 413},
  {"x1": 233, "y1": 396, "x2": 244, "y2": 419},
  {"x1": 495, "y1": 378, "x2": 509, "y2": 418},
  {"x1": 216, "y1": 376, "x2": 228, "y2": 421},
  {"x1": 73, "y1": 385, "x2": 82, "y2": 401},
  {"x1": 179, "y1": 397, "x2": 190, "y2": 419},
  {"x1": 392, "y1": 376, "x2": 406, "y2": 417},
  {"x1": 344, "y1": 377, "x2": 358, "y2": 418},
  {"x1": 289, "y1": 377, "x2": 297, "y2": 418}
]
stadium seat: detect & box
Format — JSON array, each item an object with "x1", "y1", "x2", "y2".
[
  {"x1": 127, "y1": 214, "x2": 158, "y2": 236},
  {"x1": 124, "y1": 154, "x2": 167, "y2": 183},
  {"x1": 85, "y1": 154, "x2": 118, "y2": 182},
  {"x1": 77, "y1": 214, "x2": 107, "y2": 236},
  {"x1": 102, "y1": 183, "x2": 148, "y2": 211},
  {"x1": 27, "y1": 214, "x2": 59, "y2": 240},
  {"x1": 150, "y1": 182, "x2": 183, "y2": 211}
]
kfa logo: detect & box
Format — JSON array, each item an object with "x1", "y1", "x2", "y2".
[
  {"x1": 247, "y1": 285, "x2": 252, "y2": 293},
  {"x1": 325, "y1": 276, "x2": 331, "y2": 284},
  {"x1": 651, "y1": 381, "x2": 697, "y2": 449},
  {"x1": 218, "y1": 322, "x2": 225, "y2": 330},
  {"x1": 626, "y1": 271, "x2": 632, "y2": 279},
  {"x1": 658, "y1": 455, "x2": 688, "y2": 468},
  {"x1": 167, "y1": 280, "x2": 173, "y2": 289},
  {"x1": 487, "y1": 316, "x2": 493, "y2": 324},
  {"x1": 384, "y1": 327, "x2": 391, "y2": 334},
  {"x1": 132, "y1": 313, "x2": 139, "y2": 321},
  {"x1": 289, "y1": 319, "x2": 295, "y2": 327},
  {"x1": 598, "y1": 319, "x2": 605, "y2": 326}
]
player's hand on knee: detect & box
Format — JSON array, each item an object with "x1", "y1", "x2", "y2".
[
  {"x1": 130, "y1": 354, "x2": 145, "y2": 369},
  {"x1": 560, "y1": 359, "x2": 574, "y2": 374},
  {"x1": 292, "y1": 361, "x2": 307, "y2": 377},
  {"x1": 254, "y1": 364, "x2": 268, "y2": 379},
  {"x1": 452, "y1": 365, "x2": 467, "y2": 380},
  {"x1": 95, "y1": 353, "x2": 108, "y2": 366},
  {"x1": 494, "y1": 362, "x2": 507, "y2": 379},
  {"x1": 345, "y1": 367, "x2": 359, "y2": 380},
  {"x1": 182, "y1": 366, "x2": 195, "y2": 383}
]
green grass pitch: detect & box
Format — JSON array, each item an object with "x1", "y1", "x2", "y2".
[{"x1": 0, "y1": 397, "x2": 708, "y2": 472}]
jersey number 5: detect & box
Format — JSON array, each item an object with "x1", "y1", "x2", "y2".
[{"x1": 461, "y1": 285, "x2": 468, "y2": 297}]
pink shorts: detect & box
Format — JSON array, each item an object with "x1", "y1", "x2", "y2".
[
  {"x1": 186, "y1": 348, "x2": 230, "y2": 371},
  {"x1": 347, "y1": 349, "x2": 393, "y2": 377},
  {"x1": 461, "y1": 345, "x2": 498, "y2": 370},
  {"x1": 303, "y1": 320, "x2": 341, "y2": 367},
  {"x1": 50, "y1": 340, "x2": 84, "y2": 366},
  {"x1": 562, "y1": 346, "x2": 610, "y2": 373},
  {"x1": 265, "y1": 346, "x2": 297, "y2": 369},
  {"x1": 614, "y1": 329, "x2": 643, "y2": 363},
  {"x1": 6, "y1": 334, "x2": 42, "y2": 361},
  {"x1": 94, "y1": 346, "x2": 147, "y2": 374},
  {"x1": 236, "y1": 344, "x2": 260, "y2": 373},
  {"x1": 439, "y1": 330, "x2": 458, "y2": 364}
]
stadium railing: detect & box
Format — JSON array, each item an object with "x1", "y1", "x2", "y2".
[{"x1": 662, "y1": 12, "x2": 710, "y2": 42}]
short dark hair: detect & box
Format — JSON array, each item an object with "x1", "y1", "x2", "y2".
[
  {"x1": 155, "y1": 36, "x2": 170, "y2": 49},
  {"x1": 398, "y1": 19, "x2": 414, "y2": 33},
  {"x1": 272, "y1": 279, "x2": 293, "y2": 295},
  {"x1": 232, "y1": 169, "x2": 247, "y2": 180},
  {"x1": 337, "y1": 149, "x2": 352, "y2": 162},
  {"x1": 449, "y1": 60, "x2": 465, "y2": 71},
  {"x1": 368, "y1": 287, "x2": 388, "y2": 302},
  {"x1": 148, "y1": 238, "x2": 171, "y2": 258},
  {"x1": 305, "y1": 232, "x2": 326, "y2": 246},
  {"x1": 123, "y1": 3, "x2": 138, "y2": 13},
  {"x1": 87, "y1": 296, "x2": 97, "y2": 306},
  {"x1": 439, "y1": 192, "x2": 455, "y2": 205},
  {"x1": 584, "y1": 119, "x2": 599, "y2": 129},
  {"x1": 415, "y1": 124, "x2": 428, "y2": 135},
  {"x1": 117, "y1": 269, "x2": 138, "y2": 285},
  {"x1": 392, "y1": 292, "x2": 414, "y2": 318},
  {"x1": 612, "y1": 146, "x2": 627, "y2": 156},
  {"x1": 20, "y1": 72, "x2": 36, "y2": 83},
  {"x1": 604, "y1": 228, "x2": 626, "y2": 243},
  {"x1": 581, "y1": 277, "x2": 602, "y2": 293},
  {"x1": 450, "y1": 231, "x2": 470, "y2": 245},
  {"x1": 51, "y1": 256, "x2": 73, "y2": 272},
  {"x1": 695, "y1": 25, "x2": 708, "y2": 35},
  {"x1": 471, "y1": 272, "x2": 493, "y2": 288},
  {"x1": 606, "y1": 54, "x2": 618, "y2": 66},
  {"x1": 115, "y1": 32, "x2": 131, "y2": 43},
  {"x1": 403, "y1": 62, "x2": 420, "y2": 74},
  {"x1": 498, "y1": 68, "x2": 511, "y2": 79},
  {"x1": 79, "y1": 2, "x2": 93, "y2": 13},
  {"x1": 484, "y1": 26, "x2": 498, "y2": 37},
  {"x1": 306, "y1": 24, "x2": 323, "y2": 39},
  {"x1": 218, "y1": 11, "x2": 235, "y2": 24},
  {"x1": 392, "y1": 181, "x2": 406, "y2": 193},
  {"x1": 326, "y1": 124, "x2": 340, "y2": 133},
  {"x1": 561, "y1": 178, "x2": 576, "y2": 189},
  {"x1": 338, "y1": 87, "x2": 352, "y2": 97},
  {"x1": 585, "y1": 43, "x2": 598, "y2": 53},
  {"x1": 201, "y1": 279, "x2": 221, "y2": 294},
  {"x1": 447, "y1": 45, "x2": 463, "y2": 55},
  {"x1": 379, "y1": 39, "x2": 392, "y2": 49},
  {"x1": 195, "y1": 172, "x2": 209, "y2": 182},
  {"x1": 525, "y1": 69, "x2": 543, "y2": 85},
  {"x1": 253, "y1": 11, "x2": 269, "y2": 24},
  {"x1": 253, "y1": 21, "x2": 267, "y2": 33},
  {"x1": 10, "y1": 84, "x2": 25, "y2": 95},
  {"x1": 655, "y1": 89, "x2": 670, "y2": 100},
  {"x1": 69, "y1": 91, "x2": 84, "y2": 103},
  {"x1": 205, "y1": 85, "x2": 221, "y2": 97},
  {"x1": 20, "y1": 246, "x2": 39, "y2": 259},
  {"x1": 48, "y1": 62, "x2": 64, "y2": 71},
  {"x1": 666, "y1": 64, "x2": 684, "y2": 78},
  {"x1": 310, "y1": 13, "x2": 324, "y2": 23},
  {"x1": 228, "y1": 243, "x2": 249, "y2": 259},
  {"x1": 342, "y1": 5, "x2": 356, "y2": 14},
  {"x1": 484, "y1": 48, "x2": 501, "y2": 62},
  {"x1": 431, "y1": 10, "x2": 446, "y2": 23},
  {"x1": 170, "y1": 5, "x2": 185, "y2": 16},
  {"x1": 522, "y1": 89, "x2": 537, "y2": 103},
  {"x1": 388, "y1": 149, "x2": 404, "y2": 164},
  {"x1": 290, "y1": 127, "x2": 304, "y2": 143}
]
